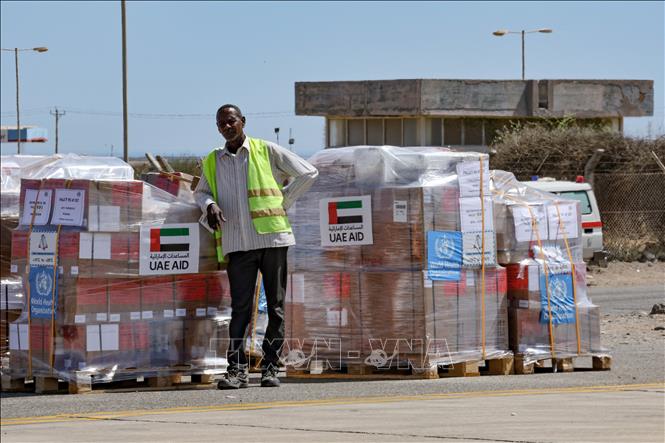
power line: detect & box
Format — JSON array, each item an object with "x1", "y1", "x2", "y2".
[{"x1": 1, "y1": 108, "x2": 295, "y2": 119}]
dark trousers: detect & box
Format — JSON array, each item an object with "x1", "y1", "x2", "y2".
[{"x1": 226, "y1": 247, "x2": 287, "y2": 368}]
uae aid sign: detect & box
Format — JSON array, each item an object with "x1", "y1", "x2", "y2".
[
  {"x1": 139, "y1": 223, "x2": 199, "y2": 275},
  {"x1": 319, "y1": 195, "x2": 373, "y2": 247}
]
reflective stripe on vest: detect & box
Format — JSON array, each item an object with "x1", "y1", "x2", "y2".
[{"x1": 202, "y1": 137, "x2": 292, "y2": 263}]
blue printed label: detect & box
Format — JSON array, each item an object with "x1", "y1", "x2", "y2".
[
  {"x1": 540, "y1": 272, "x2": 575, "y2": 324},
  {"x1": 427, "y1": 231, "x2": 462, "y2": 281},
  {"x1": 29, "y1": 265, "x2": 58, "y2": 319}
]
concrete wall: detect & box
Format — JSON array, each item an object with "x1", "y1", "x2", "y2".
[{"x1": 295, "y1": 79, "x2": 654, "y2": 118}]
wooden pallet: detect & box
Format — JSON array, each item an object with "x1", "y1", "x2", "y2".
[
  {"x1": 514, "y1": 354, "x2": 612, "y2": 375},
  {"x1": 1, "y1": 370, "x2": 222, "y2": 394},
  {"x1": 286, "y1": 355, "x2": 515, "y2": 380}
]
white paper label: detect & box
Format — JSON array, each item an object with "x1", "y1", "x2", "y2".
[
  {"x1": 511, "y1": 205, "x2": 548, "y2": 243},
  {"x1": 58, "y1": 266, "x2": 64, "y2": 275},
  {"x1": 51, "y1": 189, "x2": 85, "y2": 226},
  {"x1": 99, "y1": 206, "x2": 121, "y2": 232},
  {"x1": 100, "y1": 324, "x2": 119, "y2": 351},
  {"x1": 139, "y1": 223, "x2": 200, "y2": 275},
  {"x1": 456, "y1": 160, "x2": 490, "y2": 198},
  {"x1": 109, "y1": 313, "x2": 121, "y2": 322},
  {"x1": 423, "y1": 271, "x2": 432, "y2": 288},
  {"x1": 423, "y1": 187, "x2": 433, "y2": 205},
  {"x1": 326, "y1": 308, "x2": 348, "y2": 326},
  {"x1": 519, "y1": 300, "x2": 529, "y2": 309},
  {"x1": 130, "y1": 311, "x2": 141, "y2": 321},
  {"x1": 195, "y1": 308, "x2": 206, "y2": 317},
  {"x1": 547, "y1": 202, "x2": 579, "y2": 240},
  {"x1": 393, "y1": 200, "x2": 408, "y2": 223},
  {"x1": 528, "y1": 265, "x2": 540, "y2": 291},
  {"x1": 466, "y1": 270, "x2": 475, "y2": 287},
  {"x1": 319, "y1": 195, "x2": 373, "y2": 247},
  {"x1": 74, "y1": 314, "x2": 86, "y2": 324},
  {"x1": 88, "y1": 205, "x2": 99, "y2": 231},
  {"x1": 21, "y1": 189, "x2": 52, "y2": 226},
  {"x1": 93, "y1": 233, "x2": 112, "y2": 260},
  {"x1": 290, "y1": 274, "x2": 305, "y2": 304},
  {"x1": 141, "y1": 310, "x2": 153, "y2": 320},
  {"x1": 163, "y1": 309, "x2": 174, "y2": 318},
  {"x1": 29, "y1": 231, "x2": 58, "y2": 266},
  {"x1": 9, "y1": 324, "x2": 29, "y2": 350},
  {"x1": 459, "y1": 197, "x2": 494, "y2": 233},
  {"x1": 175, "y1": 308, "x2": 186, "y2": 317},
  {"x1": 462, "y1": 231, "x2": 496, "y2": 266},
  {"x1": 86, "y1": 325, "x2": 101, "y2": 352},
  {"x1": 207, "y1": 307, "x2": 218, "y2": 316},
  {"x1": 10, "y1": 264, "x2": 18, "y2": 273},
  {"x1": 79, "y1": 232, "x2": 93, "y2": 259},
  {"x1": 71, "y1": 266, "x2": 79, "y2": 276},
  {"x1": 96, "y1": 312, "x2": 108, "y2": 322}
]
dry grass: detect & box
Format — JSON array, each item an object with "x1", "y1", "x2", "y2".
[{"x1": 489, "y1": 120, "x2": 665, "y2": 180}]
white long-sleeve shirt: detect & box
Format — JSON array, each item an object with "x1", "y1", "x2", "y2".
[{"x1": 194, "y1": 137, "x2": 318, "y2": 254}]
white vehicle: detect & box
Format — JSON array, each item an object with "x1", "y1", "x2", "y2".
[{"x1": 522, "y1": 177, "x2": 604, "y2": 261}]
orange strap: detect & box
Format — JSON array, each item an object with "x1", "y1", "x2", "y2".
[
  {"x1": 554, "y1": 202, "x2": 582, "y2": 354},
  {"x1": 479, "y1": 157, "x2": 487, "y2": 360},
  {"x1": 26, "y1": 180, "x2": 46, "y2": 379}
]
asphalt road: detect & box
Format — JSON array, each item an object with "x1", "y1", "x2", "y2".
[{"x1": 1, "y1": 285, "x2": 663, "y2": 442}]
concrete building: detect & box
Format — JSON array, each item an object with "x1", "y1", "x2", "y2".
[{"x1": 295, "y1": 79, "x2": 654, "y2": 151}]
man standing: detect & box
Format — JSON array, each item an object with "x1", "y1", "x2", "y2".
[{"x1": 194, "y1": 104, "x2": 317, "y2": 389}]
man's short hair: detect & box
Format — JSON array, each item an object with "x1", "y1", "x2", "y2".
[{"x1": 217, "y1": 104, "x2": 243, "y2": 119}]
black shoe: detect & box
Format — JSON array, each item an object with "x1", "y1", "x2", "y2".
[
  {"x1": 218, "y1": 365, "x2": 249, "y2": 389},
  {"x1": 260, "y1": 365, "x2": 281, "y2": 388}
]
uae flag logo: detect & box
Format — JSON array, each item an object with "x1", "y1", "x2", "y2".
[
  {"x1": 328, "y1": 200, "x2": 364, "y2": 224},
  {"x1": 150, "y1": 227, "x2": 190, "y2": 252}
]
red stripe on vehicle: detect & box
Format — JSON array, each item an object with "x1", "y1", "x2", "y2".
[{"x1": 582, "y1": 221, "x2": 603, "y2": 229}]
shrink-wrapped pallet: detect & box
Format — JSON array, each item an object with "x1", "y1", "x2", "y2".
[
  {"x1": 490, "y1": 171, "x2": 607, "y2": 365},
  {"x1": 285, "y1": 146, "x2": 511, "y2": 371},
  {"x1": 2, "y1": 155, "x2": 232, "y2": 385}
]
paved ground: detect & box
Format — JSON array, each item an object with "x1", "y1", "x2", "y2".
[
  {"x1": 1, "y1": 285, "x2": 663, "y2": 442},
  {"x1": 2, "y1": 384, "x2": 663, "y2": 442}
]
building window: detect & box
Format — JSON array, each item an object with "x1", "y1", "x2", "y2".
[
  {"x1": 403, "y1": 118, "x2": 419, "y2": 146},
  {"x1": 443, "y1": 119, "x2": 462, "y2": 145},
  {"x1": 464, "y1": 119, "x2": 483, "y2": 145},
  {"x1": 329, "y1": 119, "x2": 346, "y2": 147},
  {"x1": 366, "y1": 119, "x2": 383, "y2": 145},
  {"x1": 348, "y1": 119, "x2": 365, "y2": 145},
  {"x1": 426, "y1": 118, "x2": 442, "y2": 146},
  {"x1": 484, "y1": 119, "x2": 505, "y2": 146},
  {"x1": 385, "y1": 119, "x2": 402, "y2": 146}
]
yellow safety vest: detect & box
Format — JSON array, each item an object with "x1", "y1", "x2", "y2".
[{"x1": 202, "y1": 137, "x2": 292, "y2": 263}]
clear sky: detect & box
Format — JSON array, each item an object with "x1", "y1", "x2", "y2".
[{"x1": 1, "y1": 1, "x2": 663, "y2": 159}]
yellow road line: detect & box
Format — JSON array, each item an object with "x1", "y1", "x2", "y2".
[{"x1": 3, "y1": 382, "x2": 663, "y2": 426}]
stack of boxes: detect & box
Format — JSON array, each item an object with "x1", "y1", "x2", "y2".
[
  {"x1": 491, "y1": 170, "x2": 603, "y2": 365},
  {"x1": 286, "y1": 146, "x2": 511, "y2": 371},
  {"x1": 6, "y1": 172, "x2": 230, "y2": 381}
]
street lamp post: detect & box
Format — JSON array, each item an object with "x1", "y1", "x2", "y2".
[
  {"x1": 492, "y1": 29, "x2": 552, "y2": 80},
  {"x1": 1, "y1": 47, "x2": 48, "y2": 154}
]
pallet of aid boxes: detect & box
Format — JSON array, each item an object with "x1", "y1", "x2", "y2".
[
  {"x1": 490, "y1": 170, "x2": 609, "y2": 374},
  {"x1": 6, "y1": 172, "x2": 230, "y2": 389},
  {"x1": 286, "y1": 146, "x2": 512, "y2": 378}
]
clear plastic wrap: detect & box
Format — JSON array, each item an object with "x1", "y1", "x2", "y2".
[
  {"x1": 285, "y1": 146, "x2": 511, "y2": 371},
  {"x1": 2, "y1": 155, "x2": 234, "y2": 384},
  {"x1": 491, "y1": 170, "x2": 606, "y2": 365}
]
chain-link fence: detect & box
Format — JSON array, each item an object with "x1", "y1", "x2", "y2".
[{"x1": 593, "y1": 173, "x2": 665, "y2": 260}]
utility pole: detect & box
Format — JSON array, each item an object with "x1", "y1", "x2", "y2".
[
  {"x1": 50, "y1": 108, "x2": 66, "y2": 153},
  {"x1": 288, "y1": 128, "x2": 295, "y2": 152},
  {"x1": 121, "y1": 0, "x2": 129, "y2": 162}
]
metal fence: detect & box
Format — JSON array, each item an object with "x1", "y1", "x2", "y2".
[{"x1": 593, "y1": 173, "x2": 665, "y2": 260}]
